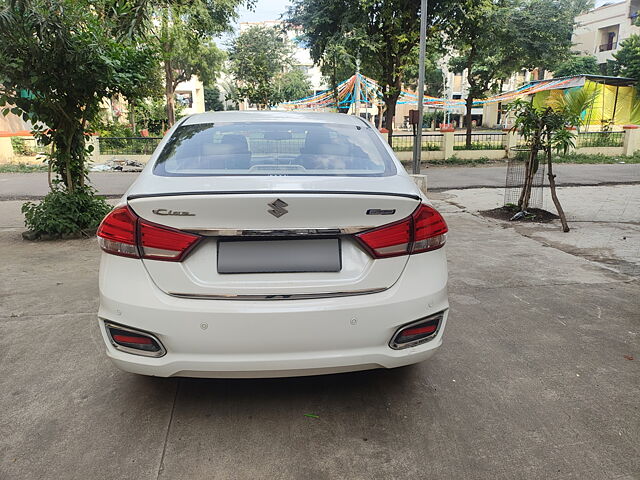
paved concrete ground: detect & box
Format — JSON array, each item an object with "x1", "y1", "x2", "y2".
[
  {"x1": 438, "y1": 185, "x2": 640, "y2": 277},
  {"x1": 1, "y1": 163, "x2": 638, "y2": 199},
  {"x1": 0, "y1": 194, "x2": 638, "y2": 479}
]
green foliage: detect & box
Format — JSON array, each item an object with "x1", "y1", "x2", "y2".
[
  {"x1": 144, "y1": 0, "x2": 244, "y2": 124},
  {"x1": 229, "y1": 26, "x2": 294, "y2": 107},
  {"x1": 276, "y1": 69, "x2": 313, "y2": 102},
  {"x1": 447, "y1": 0, "x2": 589, "y2": 145},
  {"x1": 614, "y1": 34, "x2": 640, "y2": 82},
  {"x1": 441, "y1": 155, "x2": 494, "y2": 165},
  {"x1": 95, "y1": 122, "x2": 135, "y2": 138},
  {"x1": 453, "y1": 142, "x2": 503, "y2": 151},
  {"x1": 318, "y1": 41, "x2": 357, "y2": 108},
  {"x1": 133, "y1": 98, "x2": 181, "y2": 135},
  {"x1": 545, "y1": 85, "x2": 598, "y2": 128},
  {"x1": 553, "y1": 54, "x2": 600, "y2": 77},
  {"x1": 423, "y1": 110, "x2": 445, "y2": 128},
  {"x1": 403, "y1": 40, "x2": 446, "y2": 97},
  {"x1": 11, "y1": 137, "x2": 31, "y2": 155},
  {"x1": 287, "y1": 0, "x2": 449, "y2": 140},
  {"x1": 204, "y1": 87, "x2": 224, "y2": 111},
  {"x1": 553, "y1": 152, "x2": 640, "y2": 164},
  {"x1": 0, "y1": 0, "x2": 157, "y2": 194},
  {"x1": 22, "y1": 186, "x2": 111, "y2": 235},
  {"x1": 0, "y1": 163, "x2": 49, "y2": 173}
]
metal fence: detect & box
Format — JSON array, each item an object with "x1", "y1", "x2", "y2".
[
  {"x1": 504, "y1": 149, "x2": 545, "y2": 209},
  {"x1": 98, "y1": 137, "x2": 163, "y2": 155},
  {"x1": 576, "y1": 131, "x2": 624, "y2": 148},
  {"x1": 453, "y1": 133, "x2": 506, "y2": 150},
  {"x1": 11, "y1": 137, "x2": 50, "y2": 156},
  {"x1": 392, "y1": 134, "x2": 443, "y2": 152}
]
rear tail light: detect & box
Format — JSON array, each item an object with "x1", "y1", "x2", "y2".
[
  {"x1": 105, "y1": 322, "x2": 166, "y2": 357},
  {"x1": 97, "y1": 206, "x2": 201, "y2": 261},
  {"x1": 390, "y1": 312, "x2": 444, "y2": 349},
  {"x1": 356, "y1": 204, "x2": 447, "y2": 258}
]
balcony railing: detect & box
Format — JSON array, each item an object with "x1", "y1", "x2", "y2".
[{"x1": 598, "y1": 42, "x2": 618, "y2": 52}]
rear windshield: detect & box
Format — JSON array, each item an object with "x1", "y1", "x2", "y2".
[{"x1": 153, "y1": 122, "x2": 396, "y2": 177}]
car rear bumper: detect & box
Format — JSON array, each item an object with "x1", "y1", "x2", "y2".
[{"x1": 98, "y1": 251, "x2": 449, "y2": 378}]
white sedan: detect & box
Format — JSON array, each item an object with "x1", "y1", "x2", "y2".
[{"x1": 96, "y1": 111, "x2": 449, "y2": 378}]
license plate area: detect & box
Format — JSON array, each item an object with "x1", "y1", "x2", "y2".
[{"x1": 217, "y1": 238, "x2": 342, "y2": 274}]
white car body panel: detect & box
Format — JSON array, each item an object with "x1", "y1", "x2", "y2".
[{"x1": 97, "y1": 111, "x2": 449, "y2": 378}]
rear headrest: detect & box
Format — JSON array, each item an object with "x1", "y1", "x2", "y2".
[
  {"x1": 221, "y1": 134, "x2": 249, "y2": 152},
  {"x1": 201, "y1": 143, "x2": 239, "y2": 156},
  {"x1": 304, "y1": 130, "x2": 332, "y2": 149},
  {"x1": 314, "y1": 143, "x2": 344, "y2": 156}
]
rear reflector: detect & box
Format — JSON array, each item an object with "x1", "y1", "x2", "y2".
[
  {"x1": 390, "y1": 312, "x2": 444, "y2": 349},
  {"x1": 97, "y1": 206, "x2": 201, "y2": 261},
  {"x1": 105, "y1": 323, "x2": 166, "y2": 357},
  {"x1": 356, "y1": 204, "x2": 447, "y2": 258}
]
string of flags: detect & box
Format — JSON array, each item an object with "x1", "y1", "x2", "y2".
[{"x1": 280, "y1": 73, "x2": 580, "y2": 110}]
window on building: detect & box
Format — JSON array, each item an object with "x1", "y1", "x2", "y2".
[
  {"x1": 598, "y1": 25, "x2": 620, "y2": 52},
  {"x1": 175, "y1": 91, "x2": 193, "y2": 108}
]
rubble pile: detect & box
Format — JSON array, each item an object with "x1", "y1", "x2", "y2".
[{"x1": 90, "y1": 159, "x2": 145, "y2": 172}]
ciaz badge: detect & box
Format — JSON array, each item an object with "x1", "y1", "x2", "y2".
[{"x1": 152, "y1": 209, "x2": 195, "y2": 216}]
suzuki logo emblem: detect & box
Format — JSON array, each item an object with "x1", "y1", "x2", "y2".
[{"x1": 268, "y1": 199, "x2": 289, "y2": 218}]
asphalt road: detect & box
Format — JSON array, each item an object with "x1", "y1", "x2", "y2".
[
  {"x1": 0, "y1": 163, "x2": 638, "y2": 199},
  {"x1": 1, "y1": 199, "x2": 638, "y2": 479}
]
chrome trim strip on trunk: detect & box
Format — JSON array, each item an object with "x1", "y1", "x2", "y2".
[
  {"x1": 167, "y1": 287, "x2": 388, "y2": 301},
  {"x1": 184, "y1": 227, "x2": 373, "y2": 237}
]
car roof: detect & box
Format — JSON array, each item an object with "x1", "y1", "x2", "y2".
[{"x1": 181, "y1": 110, "x2": 370, "y2": 127}]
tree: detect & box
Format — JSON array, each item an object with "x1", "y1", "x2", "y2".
[
  {"x1": 0, "y1": 0, "x2": 159, "y2": 234},
  {"x1": 447, "y1": 0, "x2": 589, "y2": 147},
  {"x1": 150, "y1": 2, "x2": 236, "y2": 125},
  {"x1": 133, "y1": 97, "x2": 183, "y2": 135},
  {"x1": 287, "y1": 0, "x2": 448, "y2": 146},
  {"x1": 614, "y1": 34, "x2": 640, "y2": 82},
  {"x1": 204, "y1": 86, "x2": 224, "y2": 111},
  {"x1": 229, "y1": 25, "x2": 294, "y2": 108},
  {"x1": 508, "y1": 89, "x2": 595, "y2": 232},
  {"x1": 317, "y1": 40, "x2": 357, "y2": 110},
  {"x1": 276, "y1": 69, "x2": 313, "y2": 102},
  {"x1": 553, "y1": 54, "x2": 600, "y2": 78},
  {"x1": 403, "y1": 41, "x2": 446, "y2": 97}
]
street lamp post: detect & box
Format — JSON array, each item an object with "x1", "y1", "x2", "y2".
[{"x1": 412, "y1": 0, "x2": 428, "y2": 174}]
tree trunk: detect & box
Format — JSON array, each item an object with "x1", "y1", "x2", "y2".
[
  {"x1": 164, "y1": 60, "x2": 176, "y2": 127},
  {"x1": 464, "y1": 95, "x2": 473, "y2": 148},
  {"x1": 377, "y1": 104, "x2": 384, "y2": 129},
  {"x1": 519, "y1": 147, "x2": 537, "y2": 210},
  {"x1": 383, "y1": 95, "x2": 399, "y2": 147},
  {"x1": 546, "y1": 148, "x2": 570, "y2": 232},
  {"x1": 129, "y1": 99, "x2": 136, "y2": 133}
]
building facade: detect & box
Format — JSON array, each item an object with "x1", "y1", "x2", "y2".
[{"x1": 572, "y1": 0, "x2": 640, "y2": 66}]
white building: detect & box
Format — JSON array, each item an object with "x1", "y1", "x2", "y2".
[
  {"x1": 572, "y1": 0, "x2": 640, "y2": 66},
  {"x1": 175, "y1": 76, "x2": 206, "y2": 115}
]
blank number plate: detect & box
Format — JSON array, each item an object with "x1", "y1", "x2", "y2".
[{"x1": 217, "y1": 238, "x2": 341, "y2": 274}]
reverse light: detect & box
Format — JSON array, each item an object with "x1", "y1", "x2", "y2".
[
  {"x1": 390, "y1": 312, "x2": 444, "y2": 349},
  {"x1": 356, "y1": 204, "x2": 447, "y2": 258},
  {"x1": 97, "y1": 206, "x2": 201, "y2": 261}
]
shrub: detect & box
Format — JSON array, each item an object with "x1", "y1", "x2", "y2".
[{"x1": 22, "y1": 186, "x2": 111, "y2": 235}]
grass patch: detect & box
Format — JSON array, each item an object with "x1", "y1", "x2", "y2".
[
  {"x1": 453, "y1": 142, "x2": 504, "y2": 151},
  {"x1": 553, "y1": 153, "x2": 640, "y2": 164},
  {"x1": 0, "y1": 163, "x2": 48, "y2": 173},
  {"x1": 393, "y1": 142, "x2": 441, "y2": 152}
]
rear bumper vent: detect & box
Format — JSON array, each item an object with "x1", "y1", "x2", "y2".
[
  {"x1": 389, "y1": 311, "x2": 445, "y2": 350},
  {"x1": 104, "y1": 322, "x2": 166, "y2": 358}
]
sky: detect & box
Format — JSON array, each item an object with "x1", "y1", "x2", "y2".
[
  {"x1": 217, "y1": 0, "x2": 291, "y2": 49},
  {"x1": 236, "y1": 0, "x2": 292, "y2": 24}
]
